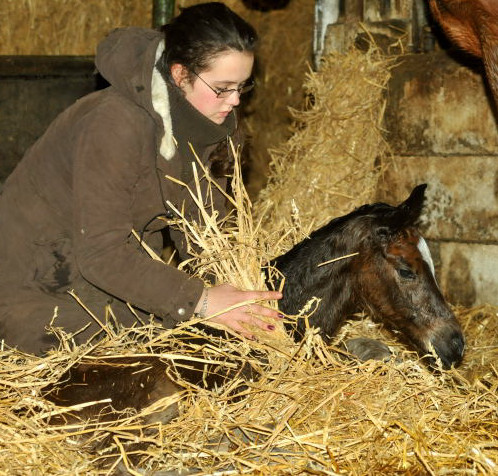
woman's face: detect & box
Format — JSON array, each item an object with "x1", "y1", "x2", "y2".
[{"x1": 176, "y1": 50, "x2": 254, "y2": 125}]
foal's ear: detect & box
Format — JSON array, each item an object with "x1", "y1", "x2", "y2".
[
  {"x1": 372, "y1": 184, "x2": 427, "y2": 243},
  {"x1": 374, "y1": 225, "x2": 392, "y2": 245},
  {"x1": 397, "y1": 183, "x2": 427, "y2": 224}
]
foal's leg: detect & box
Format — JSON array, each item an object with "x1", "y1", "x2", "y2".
[{"x1": 344, "y1": 337, "x2": 392, "y2": 363}]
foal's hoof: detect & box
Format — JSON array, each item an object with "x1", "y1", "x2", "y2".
[{"x1": 344, "y1": 337, "x2": 392, "y2": 363}]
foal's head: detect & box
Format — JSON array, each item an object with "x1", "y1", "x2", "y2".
[{"x1": 351, "y1": 184, "x2": 465, "y2": 369}]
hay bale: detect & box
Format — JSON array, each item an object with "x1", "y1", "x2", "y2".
[
  {"x1": 0, "y1": 0, "x2": 152, "y2": 55},
  {"x1": 254, "y1": 45, "x2": 395, "y2": 253}
]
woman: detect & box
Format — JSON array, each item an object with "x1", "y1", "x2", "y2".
[{"x1": 0, "y1": 2, "x2": 282, "y2": 355}]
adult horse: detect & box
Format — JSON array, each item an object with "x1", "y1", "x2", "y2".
[{"x1": 429, "y1": 0, "x2": 498, "y2": 107}]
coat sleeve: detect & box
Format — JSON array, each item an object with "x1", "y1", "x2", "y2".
[{"x1": 72, "y1": 99, "x2": 204, "y2": 322}]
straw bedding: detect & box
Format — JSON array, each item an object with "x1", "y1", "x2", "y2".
[
  {"x1": 1, "y1": 305, "x2": 496, "y2": 475},
  {"x1": 254, "y1": 45, "x2": 394, "y2": 249},
  {"x1": 1, "y1": 135, "x2": 496, "y2": 474}
]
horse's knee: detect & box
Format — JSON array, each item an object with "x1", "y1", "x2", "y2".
[
  {"x1": 344, "y1": 337, "x2": 392, "y2": 363},
  {"x1": 141, "y1": 377, "x2": 181, "y2": 425}
]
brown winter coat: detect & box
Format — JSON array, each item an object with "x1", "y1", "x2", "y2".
[{"x1": 0, "y1": 28, "x2": 240, "y2": 354}]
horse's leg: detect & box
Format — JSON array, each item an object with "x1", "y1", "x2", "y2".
[
  {"x1": 481, "y1": 30, "x2": 498, "y2": 105},
  {"x1": 344, "y1": 337, "x2": 393, "y2": 363},
  {"x1": 44, "y1": 357, "x2": 181, "y2": 423}
]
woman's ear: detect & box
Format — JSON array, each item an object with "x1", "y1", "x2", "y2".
[{"x1": 171, "y1": 63, "x2": 188, "y2": 88}]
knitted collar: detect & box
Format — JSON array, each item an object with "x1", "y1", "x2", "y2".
[{"x1": 167, "y1": 82, "x2": 235, "y2": 181}]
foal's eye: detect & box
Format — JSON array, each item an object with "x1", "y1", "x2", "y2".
[{"x1": 398, "y1": 267, "x2": 416, "y2": 280}]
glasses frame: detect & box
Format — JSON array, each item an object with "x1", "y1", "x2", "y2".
[{"x1": 191, "y1": 70, "x2": 254, "y2": 98}]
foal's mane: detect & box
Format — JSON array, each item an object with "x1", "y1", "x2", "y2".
[
  {"x1": 272, "y1": 186, "x2": 426, "y2": 340},
  {"x1": 272, "y1": 198, "x2": 416, "y2": 286},
  {"x1": 275, "y1": 184, "x2": 426, "y2": 272}
]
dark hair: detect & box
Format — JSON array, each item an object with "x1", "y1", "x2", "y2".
[{"x1": 159, "y1": 2, "x2": 257, "y2": 82}]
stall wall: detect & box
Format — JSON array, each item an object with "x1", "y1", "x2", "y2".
[{"x1": 0, "y1": 57, "x2": 97, "y2": 184}]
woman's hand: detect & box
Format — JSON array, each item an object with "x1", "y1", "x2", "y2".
[{"x1": 194, "y1": 283, "x2": 283, "y2": 340}]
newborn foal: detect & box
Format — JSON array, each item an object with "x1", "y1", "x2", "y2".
[{"x1": 272, "y1": 184, "x2": 465, "y2": 370}]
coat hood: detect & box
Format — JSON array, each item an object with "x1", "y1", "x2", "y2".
[{"x1": 95, "y1": 27, "x2": 175, "y2": 159}]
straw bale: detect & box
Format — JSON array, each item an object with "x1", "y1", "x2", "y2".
[
  {"x1": 0, "y1": 0, "x2": 152, "y2": 55},
  {"x1": 255, "y1": 45, "x2": 395, "y2": 253}
]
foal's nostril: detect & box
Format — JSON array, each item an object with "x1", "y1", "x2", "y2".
[
  {"x1": 430, "y1": 328, "x2": 465, "y2": 369},
  {"x1": 446, "y1": 327, "x2": 465, "y2": 355},
  {"x1": 454, "y1": 333, "x2": 465, "y2": 358}
]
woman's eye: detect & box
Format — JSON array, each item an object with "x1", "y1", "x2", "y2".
[{"x1": 398, "y1": 267, "x2": 416, "y2": 280}]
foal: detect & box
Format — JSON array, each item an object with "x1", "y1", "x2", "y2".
[{"x1": 272, "y1": 184, "x2": 465, "y2": 369}]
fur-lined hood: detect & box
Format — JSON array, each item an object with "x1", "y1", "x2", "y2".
[{"x1": 96, "y1": 27, "x2": 175, "y2": 160}]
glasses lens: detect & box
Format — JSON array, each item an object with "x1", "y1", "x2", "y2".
[
  {"x1": 239, "y1": 81, "x2": 255, "y2": 95},
  {"x1": 217, "y1": 89, "x2": 233, "y2": 99},
  {"x1": 215, "y1": 80, "x2": 255, "y2": 98}
]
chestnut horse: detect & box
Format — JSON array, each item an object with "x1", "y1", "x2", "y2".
[
  {"x1": 272, "y1": 184, "x2": 465, "y2": 370},
  {"x1": 429, "y1": 0, "x2": 498, "y2": 106}
]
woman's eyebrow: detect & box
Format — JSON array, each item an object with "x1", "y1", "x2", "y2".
[{"x1": 212, "y1": 78, "x2": 251, "y2": 87}]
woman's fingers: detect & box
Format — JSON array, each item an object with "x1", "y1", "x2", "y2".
[
  {"x1": 247, "y1": 290, "x2": 283, "y2": 302},
  {"x1": 239, "y1": 305, "x2": 281, "y2": 332},
  {"x1": 227, "y1": 313, "x2": 275, "y2": 340},
  {"x1": 205, "y1": 284, "x2": 284, "y2": 340},
  {"x1": 245, "y1": 303, "x2": 282, "y2": 323}
]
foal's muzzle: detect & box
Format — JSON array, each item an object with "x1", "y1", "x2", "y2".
[{"x1": 428, "y1": 325, "x2": 465, "y2": 369}]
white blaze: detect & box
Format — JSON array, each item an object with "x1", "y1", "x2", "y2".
[{"x1": 417, "y1": 237, "x2": 436, "y2": 277}]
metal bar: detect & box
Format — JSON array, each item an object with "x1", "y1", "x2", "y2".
[{"x1": 153, "y1": 0, "x2": 175, "y2": 29}]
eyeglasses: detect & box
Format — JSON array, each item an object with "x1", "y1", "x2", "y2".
[{"x1": 192, "y1": 70, "x2": 254, "y2": 98}]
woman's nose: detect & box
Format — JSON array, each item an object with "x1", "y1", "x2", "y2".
[{"x1": 226, "y1": 90, "x2": 241, "y2": 106}]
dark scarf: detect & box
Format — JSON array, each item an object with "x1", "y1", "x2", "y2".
[{"x1": 167, "y1": 82, "x2": 236, "y2": 183}]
